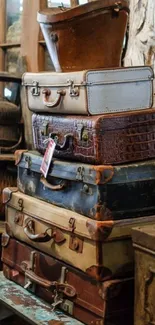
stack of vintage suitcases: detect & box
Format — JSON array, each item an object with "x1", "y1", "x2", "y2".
[{"x1": 2, "y1": 0, "x2": 155, "y2": 324}]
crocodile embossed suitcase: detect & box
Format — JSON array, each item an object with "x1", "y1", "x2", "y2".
[
  {"x1": 16, "y1": 150, "x2": 155, "y2": 221},
  {"x1": 2, "y1": 236, "x2": 134, "y2": 325},
  {"x1": 132, "y1": 224, "x2": 155, "y2": 325},
  {"x1": 4, "y1": 188, "x2": 155, "y2": 281},
  {"x1": 32, "y1": 109, "x2": 155, "y2": 165},
  {"x1": 37, "y1": 0, "x2": 129, "y2": 72},
  {"x1": 23, "y1": 67, "x2": 153, "y2": 115}
]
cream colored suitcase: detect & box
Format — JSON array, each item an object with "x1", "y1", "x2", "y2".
[
  {"x1": 4, "y1": 188, "x2": 155, "y2": 281},
  {"x1": 22, "y1": 67, "x2": 153, "y2": 115}
]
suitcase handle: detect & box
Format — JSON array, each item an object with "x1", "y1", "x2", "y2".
[
  {"x1": 0, "y1": 128, "x2": 23, "y2": 153},
  {"x1": 24, "y1": 218, "x2": 65, "y2": 244},
  {"x1": 40, "y1": 176, "x2": 67, "y2": 191},
  {"x1": 50, "y1": 133, "x2": 73, "y2": 152},
  {"x1": 24, "y1": 269, "x2": 76, "y2": 297},
  {"x1": 42, "y1": 88, "x2": 66, "y2": 108}
]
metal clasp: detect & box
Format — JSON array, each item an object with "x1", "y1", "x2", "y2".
[
  {"x1": 67, "y1": 79, "x2": 79, "y2": 97},
  {"x1": 31, "y1": 81, "x2": 40, "y2": 96},
  {"x1": 18, "y1": 198, "x2": 24, "y2": 212},
  {"x1": 23, "y1": 251, "x2": 36, "y2": 292},
  {"x1": 76, "y1": 166, "x2": 85, "y2": 181},
  {"x1": 51, "y1": 266, "x2": 67, "y2": 311}
]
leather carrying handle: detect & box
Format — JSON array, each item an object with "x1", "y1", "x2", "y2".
[
  {"x1": 25, "y1": 269, "x2": 76, "y2": 297},
  {"x1": 42, "y1": 88, "x2": 65, "y2": 108},
  {"x1": 50, "y1": 133, "x2": 73, "y2": 152},
  {"x1": 24, "y1": 219, "x2": 52, "y2": 243},
  {"x1": 24, "y1": 218, "x2": 65, "y2": 244},
  {"x1": 0, "y1": 131, "x2": 23, "y2": 152},
  {"x1": 40, "y1": 177, "x2": 67, "y2": 191}
]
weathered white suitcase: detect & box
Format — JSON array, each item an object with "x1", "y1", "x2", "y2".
[
  {"x1": 3, "y1": 188, "x2": 155, "y2": 281},
  {"x1": 22, "y1": 67, "x2": 153, "y2": 115}
]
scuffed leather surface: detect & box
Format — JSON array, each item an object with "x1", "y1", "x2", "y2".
[
  {"x1": 18, "y1": 158, "x2": 155, "y2": 220},
  {"x1": 32, "y1": 110, "x2": 155, "y2": 164},
  {"x1": 2, "y1": 237, "x2": 134, "y2": 325}
]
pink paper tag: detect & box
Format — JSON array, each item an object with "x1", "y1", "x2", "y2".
[{"x1": 40, "y1": 139, "x2": 56, "y2": 178}]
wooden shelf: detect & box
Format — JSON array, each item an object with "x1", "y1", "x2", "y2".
[
  {"x1": 0, "y1": 221, "x2": 5, "y2": 234},
  {"x1": 0, "y1": 154, "x2": 15, "y2": 161},
  {"x1": 0, "y1": 42, "x2": 21, "y2": 49}
]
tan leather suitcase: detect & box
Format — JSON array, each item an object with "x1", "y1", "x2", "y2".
[
  {"x1": 132, "y1": 224, "x2": 155, "y2": 325},
  {"x1": 4, "y1": 188, "x2": 155, "y2": 281}
]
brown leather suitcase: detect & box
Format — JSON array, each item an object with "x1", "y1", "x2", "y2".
[
  {"x1": 37, "y1": 0, "x2": 129, "y2": 72},
  {"x1": 132, "y1": 224, "x2": 155, "y2": 325},
  {"x1": 33, "y1": 109, "x2": 155, "y2": 165},
  {"x1": 2, "y1": 235, "x2": 134, "y2": 325}
]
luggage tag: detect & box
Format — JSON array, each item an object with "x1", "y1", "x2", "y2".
[{"x1": 40, "y1": 138, "x2": 56, "y2": 178}]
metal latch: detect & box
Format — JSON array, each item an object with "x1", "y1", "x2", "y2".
[
  {"x1": 60, "y1": 300, "x2": 74, "y2": 315},
  {"x1": 24, "y1": 251, "x2": 36, "y2": 292},
  {"x1": 51, "y1": 266, "x2": 67, "y2": 311},
  {"x1": 31, "y1": 81, "x2": 40, "y2": 96},
  {"x1": 67, "y1": 79, "x2": 79, "y2": 97},
  {"x1": 76, "y1": 166, "x2": 85, "y2": 181}
]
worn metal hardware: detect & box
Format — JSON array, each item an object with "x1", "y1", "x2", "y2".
[
  {"x1": 60, "y1": 299, "x2": 74, "y2": 315},
  {"x1": 76, "y1": 123, "x2": 84, "y2": 140},
  {"x1": 76, "y1": 166, "x2": 85, "y2": 181},
  {"x1": 25, "y1": 156, "x2": 31, "y2": 169},
  {"x1": 14, "y1": 212, "x2": 24, "y2": 226},
  {"x1": 40, "y1": 122, "x2": 49, "y2": 136},
  {"x1": 69, "y1": 235, "x2": 83, "y2": 253},
  {"x1": 24, "y1": 251, "x2": 36, "y2": 293},
  {"x1": 17, "y1": 198, "x2": 24, "y2": 211},
  {"x1": 50, "y1": 32, "x2": 58, "y2": 42},
  {"x1": 82, "y1": 130, "x2": 89, "y2": 141},
  {"x1": 67, "y1": 79, "x2": 79, "y2": 97},
  {"x1": 81, "y1": 184, "x2": 93, "y2": 195},
  {"x1": 68, "y1": 218, "x2": 76, "y2": 232},
  {"x1": 31, "y1": 81, "x2": 40, "y2": 96}
]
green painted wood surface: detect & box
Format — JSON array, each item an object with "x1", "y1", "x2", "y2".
[{"x1": 0, "y1": 272, "x2": 84, "y2": 325}]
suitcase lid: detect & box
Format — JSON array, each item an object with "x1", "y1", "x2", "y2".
[
  {"x1": 22, "y1": 66, "x2": 154, "y2": 89},
  {"x1": 37, "y1": 0, "x2": 129, "y2": 24},
  {"x1": 15, "y1": 150, "x2": 155, "y2": 185},
  {"x1": 132, "y1": 224, "x2": 155, "y2": 252},
  {"x1": 15, "y1": 150, "x2": 115, "y2": 185},
  {"x1": 4, "y1": 187, "x2": 155, "y2": 242}
]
